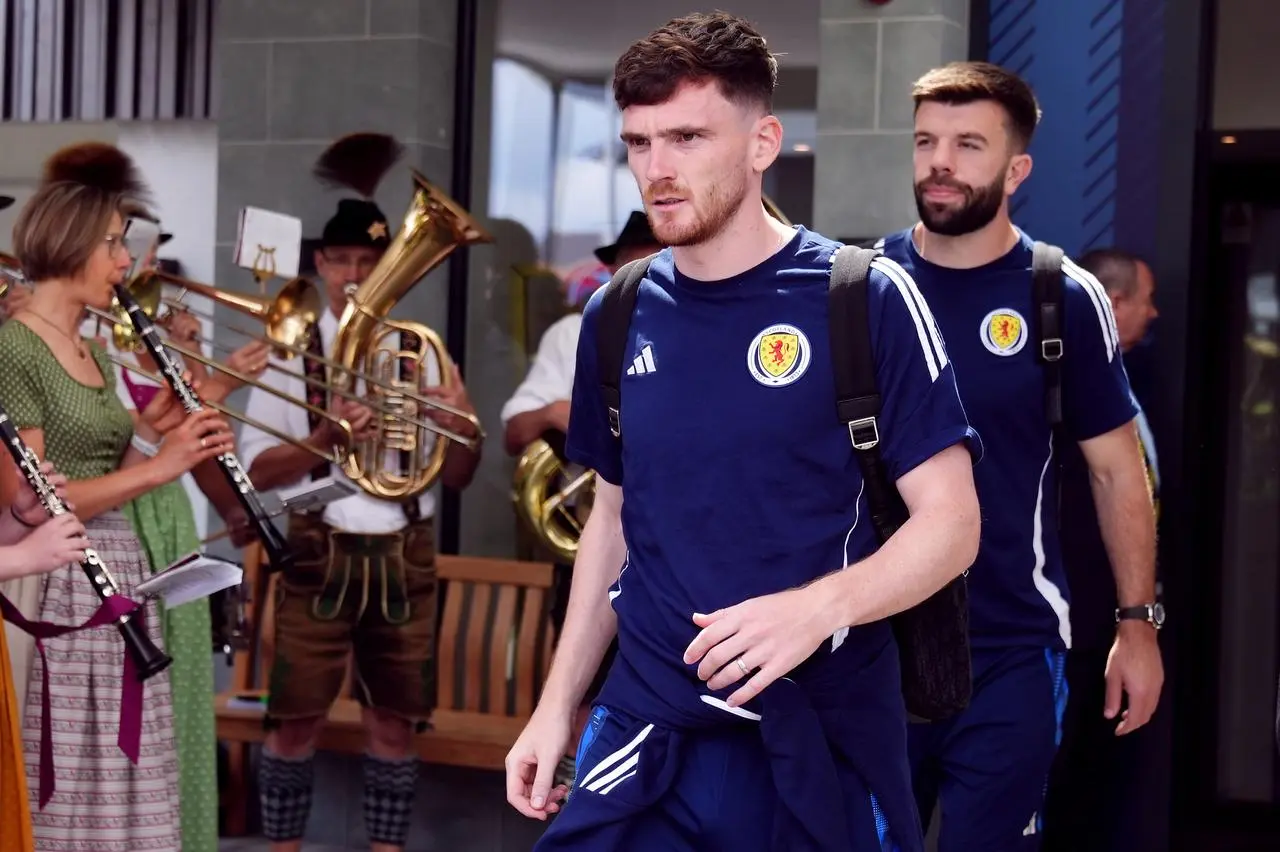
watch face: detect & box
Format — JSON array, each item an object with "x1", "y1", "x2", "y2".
[{"x1": 1152, "y1": 602, "x2": 1166, "y2": 626}]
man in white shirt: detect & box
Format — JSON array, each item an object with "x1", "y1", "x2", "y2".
[
  {"x1": 501, "y1": 211, "x2": 661, "y2": 457},
  {"x1": 239, "y1": 151, "x2": 481, "y2": 852}
]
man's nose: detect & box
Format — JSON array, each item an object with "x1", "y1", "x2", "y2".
[{"x1": 644, "y1": 143, "x2": 675, "y2": 183}]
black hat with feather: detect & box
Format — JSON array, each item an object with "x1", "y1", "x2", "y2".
[
  {"x1": 311, "y1": 132, "x2": 403, "y2": 250},
  {"x1": 41, "y1": 141, "x2": 152, "y2": 202}
]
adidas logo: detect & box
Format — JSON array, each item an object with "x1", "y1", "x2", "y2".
[{"x1": 626, "y1": 343, "x2": 657, "y2": 376}]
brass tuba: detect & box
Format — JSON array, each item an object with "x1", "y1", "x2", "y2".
[
  {"x1": 332, "y1": 168, "x2": 493, "y2": 499},
  {"x1": 512, "y1": 436, "x2": 596, "y2": 564}
]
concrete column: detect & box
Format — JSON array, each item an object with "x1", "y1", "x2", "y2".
[{"x1": 814, "y1": 0, "x2": 969, "y2": 241}]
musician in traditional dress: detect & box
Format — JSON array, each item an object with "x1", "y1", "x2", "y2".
[
  {"x1": 99, "y1": 201, "x2": 271, "y2": 852},
  {"x1": 0, "y1": 460, "x2": 91, "y2": 852},
  {"x1": 0, "y1": 142, "x2": 234, "y2": 851},
  {"x1": 239, "y1": 134, "x2": 482, "y2": 852}
]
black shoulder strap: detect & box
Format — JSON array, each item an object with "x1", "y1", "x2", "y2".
[
  {"x1": 828, "y1": 245, "x2": 908, "y2": 545},
  {"x1": 1031, "y1": 241, "x2": 1065, "y2": 427},
  {"x1": 596, "y1": 253, "x2": 657, "y2": 439}
]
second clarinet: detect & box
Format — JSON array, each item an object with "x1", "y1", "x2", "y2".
[
  {"x1": 0, "y1": 403, "x2": 172, "y2": 680},
  {"x1": 112, "y1": 283, "x2": 297, "y2": 573}
]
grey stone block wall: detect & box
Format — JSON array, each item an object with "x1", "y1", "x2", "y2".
[{"x1": 815, "y1": 0, "x2": 969, "y2": 241}]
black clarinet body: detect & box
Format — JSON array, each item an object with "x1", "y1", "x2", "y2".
[
  {"x1": 0, "y1": 404, "x2": 172, "y2": 681},
  {"x1": 113, "y1": 284, "x2": 296, "y2": 573}
]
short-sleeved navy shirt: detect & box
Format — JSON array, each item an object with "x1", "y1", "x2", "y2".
[
  {"x1": 567, "y1": 226, "x2": 979, "y2": 727},
  {"x1": 878, "y1": 227, "x2": 1138, "y2": 651}
]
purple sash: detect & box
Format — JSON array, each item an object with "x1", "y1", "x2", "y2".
[{"x1": 0, "y1": 591, "x2": 145, "y2": 808}]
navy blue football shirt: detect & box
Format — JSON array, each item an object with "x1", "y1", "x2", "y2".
[
  {"x1": 878, "y1": 227, "x2": 1138, "y2": 652},
  {"x1": 565, "y1": 226, "x2": 979, "y2": 730}
]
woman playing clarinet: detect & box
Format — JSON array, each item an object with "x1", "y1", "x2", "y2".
[
  {"x1": 0, "y1": 459, "x2": 91, "y2": 852},
  {"x1": 0, "y1": 142, "x2": 233, "y2": 851}
]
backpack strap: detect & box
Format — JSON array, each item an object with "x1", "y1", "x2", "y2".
[
  {"x1": 596, "y1": 253, "x2": 657, "y2": 439},
  {"x1": 1031, "y1": 241, "x2": 1065, "y2": 428},
  {"x1": 828, "y1": 245, "x2": 908, "y2": 545}
]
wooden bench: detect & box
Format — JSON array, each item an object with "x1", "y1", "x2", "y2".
[{"x1": 215, "y1": 542, "x2": 559, "y2": 836}]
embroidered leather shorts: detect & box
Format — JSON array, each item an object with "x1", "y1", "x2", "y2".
[{"x1": 266, "y1": 512, "x2": 438, "y2": 724}]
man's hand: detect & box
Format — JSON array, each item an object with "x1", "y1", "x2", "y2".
[
  {"x1": 505, "y1": 709, "x2": 572, "y2": 820},
  {"x1": 1104, "y1": 621, "x2": 1164, "y2": 735},
  {"x1": 683, "y1": 583, "x2": 838, "y2": 708},
  {"x1": 421, "y1": 363, "x2": 478, "y2": 439}
]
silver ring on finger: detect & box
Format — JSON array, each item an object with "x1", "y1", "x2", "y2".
[{"x1": 735, "y1": 657, "x2": 749, "y2": 675}]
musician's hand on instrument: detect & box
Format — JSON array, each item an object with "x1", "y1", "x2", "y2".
[
  {"x1": 421, "y1": 363, "x2": 477, "y2": 437},
  {"x1": 167, "y1": 310, "x2": 202, "y2": 348},
  {"x1": 152, "y1": 409, "x2": 236, "y2": 481},
  {"x1": 13, "y1": 513, "x2": 90, "y2": 574},
  {"x1": 202, "y1": 341, "x2": 272, "y2": 404},
  {"x1": 319, "y1": 399, "x2": 376, "y2": 445},
  {"x1": 11, "y1": 460, "x2": 72, "y2": 526},
  {"x1": 140, "y1": 370, "x2": 199, "y2": 434}
]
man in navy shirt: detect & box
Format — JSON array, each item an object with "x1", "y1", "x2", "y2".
[
  {"x1": 504, "y1": 12, "x2": 982, "y2": 852},
  {"x1": 877, "y1": 62, "x2": 1164, "y2": 850}
]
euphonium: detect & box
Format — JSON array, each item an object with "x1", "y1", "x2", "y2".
[{"x1": 332, "y1": 168, "x2": 493, "y2": 500}]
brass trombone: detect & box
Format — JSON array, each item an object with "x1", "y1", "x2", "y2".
[{"x1": 2, "y1": 169, "x2": 493, "y2": 500}]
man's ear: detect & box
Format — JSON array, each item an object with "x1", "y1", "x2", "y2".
[
  {"x1": 1005, "y1": 152, "x2": 1033, "y2": 196},
  {"x1": 752, "y1": 113, "x2": 784, "y2": 174}
]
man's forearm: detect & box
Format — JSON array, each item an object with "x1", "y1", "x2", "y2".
[
  {"x1": 440, "y1": 440, "x2": 482, "y2": 490},
  {"x1": 504, "y1": 403, "x2": 569, "y2": 456},
  {"x1": 1091, "y1": 463, "x2": 1157, "y2": 607},
  {"x1": 246, "y1": 440, "x2": 325, "y2": 493},
  {"x1": 536, "y1": 504, "x2": 626, "y2": 717},
  {"x1": 818, "y1": 501, "x2": 979, "y2": 631}
]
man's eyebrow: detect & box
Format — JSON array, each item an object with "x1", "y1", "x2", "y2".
[{"x1": 620, "y1": 125, "x2": 712, "y2": 144}]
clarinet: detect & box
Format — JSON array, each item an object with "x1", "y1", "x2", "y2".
[
  {"x1": 113, "y1": 284, "x2": 296, "y2": 574},
  {"x1": 0, "y1": 404, "x2": 172, "y2": 681}
]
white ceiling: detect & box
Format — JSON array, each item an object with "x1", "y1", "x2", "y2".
[{"x1": 495, "y1": 0, "x2": 821, "y2": 78}]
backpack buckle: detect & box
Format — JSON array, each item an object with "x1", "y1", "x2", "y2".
[
  {"x1": 848, "y1": 416, "x2": 879, "y2": 451},
  {"x1": 607, "y1": 407, "x2": 621, "y2": 438},
  {"x1": 1041, "y1": 338, "x2": 1063, "y2": 361}
]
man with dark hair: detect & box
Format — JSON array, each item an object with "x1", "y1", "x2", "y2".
[
  {"x1": 876, "y1": 61, "x2": 1164, "y2": 851},
  {"x1": 505, "y1": 12, "x2": 983, "y2": 852},
  {"x1": 1043, "y1": 248, "x2": 1163, "y2": 852}
]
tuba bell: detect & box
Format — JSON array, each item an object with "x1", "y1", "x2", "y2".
[
  {"x1": 512, "y1": 436, "x2": 596, "y2": 564},
  {"x1": 331, "y1": 168, "x2": 493, "y2": 500}
]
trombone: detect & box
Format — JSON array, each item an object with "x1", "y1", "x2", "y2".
[
  {"x1": 0, "y1": 252, "x2": 355, "y2": 467},
  {"x1": 89, "y1": 268, "x2": 483, "y2": 451}
]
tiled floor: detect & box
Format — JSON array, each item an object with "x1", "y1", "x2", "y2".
[{"x1": 217, "y1": 750, "x2": 548, "y2": 851}]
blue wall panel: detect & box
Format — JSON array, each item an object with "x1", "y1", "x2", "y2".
[{"x1": 987, "y1": 0, "x2": 1164, "y2": 259}]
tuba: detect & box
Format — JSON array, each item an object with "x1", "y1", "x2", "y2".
[
  {"x1": 332, "y1": 168, "x2": 493, "y2": 499},
  {"x1": 512, "y1": 435, "x2": 596, "y2": 563}
]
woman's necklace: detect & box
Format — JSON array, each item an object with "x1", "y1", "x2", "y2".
[{"x1": 25, "y1": 309, "x2": 88, "y2": 360}]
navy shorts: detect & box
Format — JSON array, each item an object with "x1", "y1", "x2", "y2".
[
  {"x1": 908, "y1": 646, "x2": 1068, "y2": 851},
  {"x1": 535, "y1": 704, "x2": 904, "y2": 852}
]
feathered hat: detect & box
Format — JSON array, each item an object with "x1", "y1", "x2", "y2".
[
  {"x1": 40, "y1": 141, "x2": 152, "y2": 203},
  {"x1": 311, "y1": 132, "x2": 403, "y2": 250}
]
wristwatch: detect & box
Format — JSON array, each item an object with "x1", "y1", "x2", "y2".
[{"x1": 1115, "y1": 602, "x2": 1166, "y2": 629}]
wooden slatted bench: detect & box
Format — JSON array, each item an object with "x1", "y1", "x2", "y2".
[{"x1": 214, "y1": 543, "x2": 559, "y2": 836}]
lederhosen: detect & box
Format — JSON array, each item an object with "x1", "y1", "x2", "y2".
[{"x1": 265, "y1": 325, "x2": 439, "y2": 725}]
